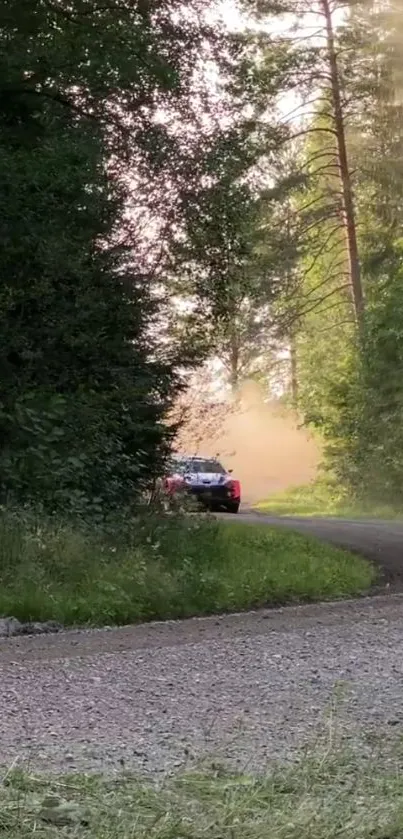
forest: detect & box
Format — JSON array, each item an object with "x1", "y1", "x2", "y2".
[{"x1": 1, "y1": 0, "x2": 403, "y2": 515}]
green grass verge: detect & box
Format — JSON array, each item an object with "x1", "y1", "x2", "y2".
[
  {"x1": 0, "y1": 508, "x2": 375, "y2": 626},
  {"x1": 256, "y1": 480, "x2": 403, "y2": 520},
  {"x1": 3, "y1": 743, "x2": 403, "y2": 838}
]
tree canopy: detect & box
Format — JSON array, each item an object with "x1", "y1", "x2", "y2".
[{"x1": 2, "y1": 0, "x2": 403, "y2": 511}]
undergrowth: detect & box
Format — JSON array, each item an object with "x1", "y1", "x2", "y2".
[
  {"x1": 257, "y1": 478, "x2": 403, "y2": 520},
  {"x1": 0, "y1": 506, "x2": 375, "y2": 625}
]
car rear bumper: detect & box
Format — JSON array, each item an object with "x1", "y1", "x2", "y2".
[{"x1": 188, "y1": 485, "x2": 240, "y2": 505}]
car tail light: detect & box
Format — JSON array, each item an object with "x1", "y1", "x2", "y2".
[
  {"x1": 165, "y1": 476, "x2": 185, "y2": 495},
  {"x1": 227, "y1": 479, "x2": 240, "y2": 499}
]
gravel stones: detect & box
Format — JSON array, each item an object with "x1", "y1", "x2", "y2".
[
  {"x1": 0, "y1": 617, "x2": 63, "y2": 637},
  {"x1": 1, "y1": 594, "x2": 403, "y2": 775}
]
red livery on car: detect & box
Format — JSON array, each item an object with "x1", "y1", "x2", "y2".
[{"x1": 164, "y1": 455, "x2": 241, "y2": 513}]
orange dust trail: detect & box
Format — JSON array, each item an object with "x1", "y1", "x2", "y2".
[{"x1": 192, "y1": 382, "x2": 320, "y2": 505}]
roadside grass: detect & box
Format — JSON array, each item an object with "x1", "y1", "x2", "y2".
[
  {"x1": 3, "y1": 741, "x2": 403, "y2": 839},
  {"x1": 0, "y1": 507, "x2": 375, "y2": 626},
  {"x1": 256, "y1": 479, "x2": 403, "y2": 520}
]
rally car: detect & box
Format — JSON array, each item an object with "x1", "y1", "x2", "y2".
[{"x1": 163, "y1": 455, "x2": 241, "y2": 513}]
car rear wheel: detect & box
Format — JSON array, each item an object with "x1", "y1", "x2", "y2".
[{"x1": 224, "y1": 501, "x2": 240, "y2": 514}]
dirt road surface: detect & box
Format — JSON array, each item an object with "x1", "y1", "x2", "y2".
[
  {"x1": 2, "y1": 587, "x2": 403, "y2": 775},
  {"x1": 3, "y1": 511, "x2": 403, "y2": 776}
]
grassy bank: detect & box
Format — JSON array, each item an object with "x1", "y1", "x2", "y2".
[
  {"x1": 0, "y1": 508, "x2": 375, "y2": 626},
  {"x1": 3, "y1": 742, "x2": 403, "y2": 838},
  {"x1": 256, "y1": 480, "x2": 403, "y2": 520}
]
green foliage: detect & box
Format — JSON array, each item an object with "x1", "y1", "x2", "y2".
[
  {"x1": 329, "y1": 265, "x2": 403, "y2": 504},
  {"x1": 317, "y1": 1, "x2": 403, "y2": 502},
  {"x1": 275, "y1": 0, "x2": 403, "y2": 504},
  {"x1": 172, "y1": 128, "x2": 270, "y2": 367},
  {"x1": 6, "y1": 0, "x2": 403, "y2": 513},
  {"x1": 257, "y1": 478, "x2": 403, "y2": 519},
  {"x1": 273, "y1": 105, "x2": 357, "y2": 438},
  {"x1": 0, "y1": 97, "x2": 175, "y2": 511},
  {"x1": 168, "y1": 29, "x2": 298, "y2": 390},
  {"x1": 1, "y1": 0, "x2": 270, "y2": 512},
  {"x1": 0, "y1": 508, "x2": 374, "y2": 624}
]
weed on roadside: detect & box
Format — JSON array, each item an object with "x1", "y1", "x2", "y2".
[
  {"x1": 0, "y1": 506, "x2": 376, "y2": 626},
  {"x1": 2, "y1": 739, "x2": 403, "y2": 838}
]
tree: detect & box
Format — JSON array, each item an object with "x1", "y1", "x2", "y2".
[
  {"x1": 0, "y1": 90, "x2": 178, "y2": 510},
  {"x1": 254, "y1": 0, "x2": 365, "y2": 329},
  {"x1": 320, "y1": 0, "x2": 403, "y2": 500},
  {"x1": 320, "y1": 0, "x2": 364, "y2": 327},
  {"x1": 0, "y1": 0, "x2": 259, "y2": 512},
  {"x1": 271, "y1": 0, "x2": 403, "y2": 501},
  {"x1": 279, "y1": 107, "x2": 356, "y2": 435},
  {"x1": 168, "y1": 366, "x2": 238, "y2": 455}
]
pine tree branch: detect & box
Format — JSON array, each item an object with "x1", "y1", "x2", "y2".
[
  {"x1": 297, "y1": 209, "x2": 344, "y2": 237},
  {"x1": 301, "y1": 227, "x2": 346, "y2": 274},
  {"x1": 300, "y1": 149, "x2": 338, "y2": 168},
  {"x1": 300, "y1": 263, "x2": 349, "y2": 300},
  {"x1": 282, "y1": 109, "x2": 336, "y2": 126},
  {"x1": 292, "y1": 284, "x2": 351, "y2": 321},
  {"x1": 306, "y1": 161, "x2": 341, "y2": 177},
  {"x1": 276, "y1": 288, "x2": 350, "y2": 333},
  {"x1": 314, "y1": 319, "x2": 355, "y2": 334},
  {"x1": 284, "y1": 126, "x2": 339, "y2": 146}
]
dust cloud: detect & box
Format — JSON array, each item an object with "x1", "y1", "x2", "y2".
[{"x1": 194, "y1": 381, "x2": 320, "y2": 505}]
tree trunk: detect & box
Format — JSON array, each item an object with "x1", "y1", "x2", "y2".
[
  {"x1": 290, "y1": 335, "x2": 298, "y2": 406},
  {"x1": 229, "y1": 332, "x2": 240, "y2": 393},
  {"x1": 320, "y1": 0, "x2": 365, "y2": 328}
]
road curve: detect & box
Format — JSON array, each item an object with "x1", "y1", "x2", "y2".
[
  {"x1": 235, "y1": 511, "x2": 403, "y2": 588},
  {"x1": 2, "y1": 512, "x2": 403, "y2": 776}
]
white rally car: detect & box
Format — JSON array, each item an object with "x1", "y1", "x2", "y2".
[{"x1": 163, "y1": 455, "x2": 241, "y2": 513}]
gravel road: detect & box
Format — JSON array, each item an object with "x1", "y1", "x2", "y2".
[{"x1": 2, "y1": 593, "x2": 403, "y2": 775}]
